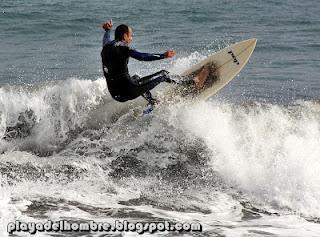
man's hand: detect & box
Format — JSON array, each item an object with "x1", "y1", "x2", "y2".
[
  {"x1": 102, "y1": 19, "x2": 113, "y2": 31},
  {"x1": 164, "y1": 50, "x2": 176, "y2": 58}
]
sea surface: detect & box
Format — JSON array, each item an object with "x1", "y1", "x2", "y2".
[{"x1": 1, "y1": 0, "x2": 320, "y2": 236}]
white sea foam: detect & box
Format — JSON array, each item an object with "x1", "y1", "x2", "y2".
[{"x1": 179, "y1": 100, "x2": 320, "y2": 217}]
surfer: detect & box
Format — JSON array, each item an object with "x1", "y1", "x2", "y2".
[{"x1": 101, "y1": 19, "x2": 209, "y2": 106}]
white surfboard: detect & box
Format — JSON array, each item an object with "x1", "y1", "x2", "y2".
[{"x1": 180, "y1": 38, "x2": 257, "y2": 101}]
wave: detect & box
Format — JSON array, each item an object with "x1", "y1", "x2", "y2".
[
  {"x1": 181, "y1": 100, "x2": 320, "y2": 217},
  {"x1": 0, "y1": 78, "x2": 140, "y2": 155},
  {"x1": 0, "y1": 52, "x2": 320, "y2": 220}
]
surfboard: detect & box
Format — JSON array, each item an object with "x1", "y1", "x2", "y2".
[
  {"x1": 143, "y1": 38, "x2": 257, "y2": 114},
  {"x1": 180, "y1": 38, "x2": 257, "y2": 101}
]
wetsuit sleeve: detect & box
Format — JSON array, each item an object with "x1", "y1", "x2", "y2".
[
  {"x1": 103, "y1": 30, "x2": 112, "y2": 47},
  {"x1": 129, "y1": 49, "x2": 165, "y2": 61}
]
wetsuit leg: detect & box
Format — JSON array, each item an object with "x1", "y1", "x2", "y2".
[
  {"x1": 141, "y1": 91, "x2": 156, "y2": 104},
  {"x1": 132, "y1": 71, "x2": 196, "y2": 104},
  {"x1": 128, "y1": 75, "x2": 164, "y2": 103},
  {"x1": 128, "y1": 70, "x2": 177, "y2": 104},
  {"x1": 134, "y1": 70, "x2": 175, "y2": 85},
  {"x1": 116, "y1": 71, "x2": 195, "y2": 104}
]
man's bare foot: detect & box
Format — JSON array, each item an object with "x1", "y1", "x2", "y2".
[{"x1": 194, "y1": 64, "x2": 210, "y2": 89}]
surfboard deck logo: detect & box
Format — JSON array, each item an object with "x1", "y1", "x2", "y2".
[{"x1": 228, "y1": 50, "x2": 240, "y2": 65}]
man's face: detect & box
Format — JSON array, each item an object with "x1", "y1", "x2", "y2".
[{"x1": 123, "y1": 27, "x2": 133, "y2": 44}]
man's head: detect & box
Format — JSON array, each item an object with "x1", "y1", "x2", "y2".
[{"x1": 115, "y1": 24, "x2": 133, "y2": 44}]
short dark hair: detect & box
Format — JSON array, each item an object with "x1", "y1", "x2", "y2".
[{"x1": 115, "y1": 24, "x2": 129, "y2": 41}]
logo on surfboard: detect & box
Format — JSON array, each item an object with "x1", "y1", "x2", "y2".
[{"x1": 228, "y1": 50, "x2": 240, "y2": 65}]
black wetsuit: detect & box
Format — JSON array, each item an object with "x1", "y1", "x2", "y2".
[{"x1": 101, "y1": 29, "x2": 173, "y2": 104}]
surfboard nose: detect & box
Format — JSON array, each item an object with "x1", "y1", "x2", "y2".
[
  {"x1": 251, "y1": 38, "x2": 257, "y2": 47},
  {"x1": 242, "y1": 38, "x2": 257, "y2": 48}
]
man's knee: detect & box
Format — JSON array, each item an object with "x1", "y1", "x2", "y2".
[
  {"x1": 131, "y1": 75, "x2": 141, "y2": 85},
  {"x1": 158, "y1": 70, "x2": 174, "y2": 83},
  {"x1": 160, "y1": 70, "x2": 170, "y2": 76}
]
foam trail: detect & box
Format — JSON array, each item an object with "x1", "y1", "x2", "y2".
[
  {"x1": 0, "y1": 78, "x2": 145, "y2": 154},
  {"x1": 179, "y1": 100, "x2": 320, "y2": 217}
]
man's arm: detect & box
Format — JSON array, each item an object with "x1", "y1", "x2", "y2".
[
  {"x1": 102, "y1": 20, "x2": 113, "y2": 47},
  {"x1": 129, "y1": 49, "x2": 165, "y2": 61},
  {"x1": 103, "y1": 30, "x2": 112, "y2": 46},
  {"x1": 129, "y1": 49, "x2": 176, "y2": 61}
]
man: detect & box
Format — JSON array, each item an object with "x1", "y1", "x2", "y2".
[{"x1": 101, "y1": 19, "x2": 209, "y2": 106}]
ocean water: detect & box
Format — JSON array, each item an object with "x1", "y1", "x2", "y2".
[{"x1": 1, "y1": 0, "x2": 320, "y2": 236}]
